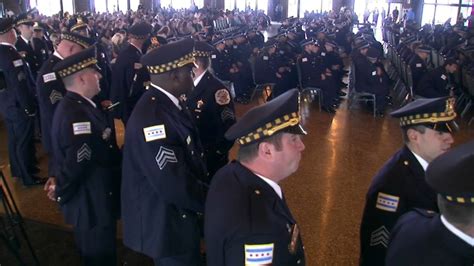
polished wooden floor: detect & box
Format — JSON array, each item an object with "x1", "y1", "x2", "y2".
[{"x1": 0, "y1": 92, "x2": 472, "y2": 265}]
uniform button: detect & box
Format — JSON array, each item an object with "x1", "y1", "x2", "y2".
[
  {"x1": 191, "y1": 151, "x2": 194, "y2": 155},
  {"x1": 109, "y1": 145, "x2": 113, "y2": 148},
  {"x1": 57, "y1": 196, "x2": 61, "y2": 202},
  {"x1": 297, "y1": 259, "x2": 301, "y2": 264},
  {"x1": 182, "y1": 214, "x2": 187, "y2": 219},
  {"x1": 201, "y1": 153, "x2": 204, "y2": 157},
  {"x1": 109, "y1": 192, "x2": 113, "y2": 196}
]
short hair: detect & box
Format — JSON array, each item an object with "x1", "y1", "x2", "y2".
[
  {"x1": 438, "y1": 195, "x2": 474, "y2": 227},
  {"x1": 237, "y1": 132, "x2": 284, "y2": 163},
  {"x1": 195, "y1": 56, "x2": 210, "y2": 70},
  {"x1": 62, "y1": 71, "x2": 80, "y2": 89},
  {"x1": 401, "y1": 125, "x2": 427, "y2": 143}
]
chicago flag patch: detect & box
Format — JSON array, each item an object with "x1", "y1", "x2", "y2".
[
  {"x1": 244, "y1": 243, "x2": 274, "y2": 265},
  {"x1": 375, "y1": 192, "x2": 399, "y2": 212}
]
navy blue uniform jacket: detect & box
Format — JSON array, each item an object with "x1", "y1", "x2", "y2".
[
  {"x1": 187, "y1": 71, "x2": 236, "y2": 178},
  {"x1": 387, "y1": 209, "x2": 474, "y2": 265},
  {"x1": 36, "y1": 54, "x2": 64, "y2": 157},
  {"x1": 0, "y1": 43, "x2": 36, "y2": 118},
  {"x1": 121, "y1": 86, "x2": 208, "y2": 259},
  {"x1": 359, "y1": 146, "x2": 438, "y2": 266},
  {"x1": 51, "y1": 92, "x2": 121, "y2": 229},
  {"x1": 205, "y1": 161, "x2": 306, "y2": 266}
]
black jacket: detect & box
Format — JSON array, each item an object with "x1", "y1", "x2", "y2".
[{"x1": 205, "y1": 161, "x2": 306, "y2": 266}]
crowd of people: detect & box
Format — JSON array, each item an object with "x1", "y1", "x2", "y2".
[{"x1": 0, "y1": 4, "x2": 473, "y2": 266}]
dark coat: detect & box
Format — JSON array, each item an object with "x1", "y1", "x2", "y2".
[
  {"x1": 121, "y1": 86, "x2": 208, "y2": 259},
  {"x1": 51, "y1": 92, "x2": 121, "y2": 230},
  {"x1": 0, "y1": 43, "x2": 37, "y2": 118},
  {"x1": 110, "y1": 43, "x2": 149, "y2": 123},
  {"x1": 408, "y1": 54, "x2": 428, "y2": 92},
  {"x1": 205, "y1": 161, "x2": 306, "y2": 266},
  {"x1": 386, "y1": 209, "x2": 474, "y2": 266},
  {"x1": 15, "y1": 36, "x2": 42, "y2": 79},
  {"x1": 211, "y1": 49, "x2": 232, "y2": 81},
  {"x1": 416, "y1": 66, "x2": 451, "y2": 98},
  {"x1": 32, "y1": 37, "x2": 50, "y2": 66},
  {"x1": 36, "y1": 54, "x2": 64, "y2": 156},
  {"x1": 187, "y1": 71, "x2": 236, "y2": 178},
  {"x1": 359, "y1": 146, "x2": 438, "y2": 266}
]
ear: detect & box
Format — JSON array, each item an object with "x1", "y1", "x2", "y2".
[
  {"x1": 258, "y1": 142, "x2": 274, "y2": 160},
  {"x1": 406, "y1": 128, "x2": 419, "y2": 142}
]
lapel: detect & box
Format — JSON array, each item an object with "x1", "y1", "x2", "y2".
[
  {"x1": 238, "y1": 162, "x2": 296, "y2": 224},
  {"x1": 401, "y1": 145, "x2": 425, "y2": 178},
  {"x1": 149, "y1": 88, "x2": 198, "y2": 140},
  {"x1": 189, "y1": 71, "x2": 210, "y2": 103}
]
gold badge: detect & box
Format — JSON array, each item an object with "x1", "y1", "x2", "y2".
[{"x1": 288, "y1": 224, "x2": 299, "y2": 254}]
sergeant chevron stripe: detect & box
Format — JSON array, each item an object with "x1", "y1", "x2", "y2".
[
  {"x1": 49, "y1": 90, "x2": 63, "y2": 105},
  {"x1": 155, "y1": 146, "x2": 178, "y2": 170},
  {"x1": 221, "y1": 107, "x2": 235, "y2": 121},
  {"x1": 77, "y1": 143, "x2": 92, "y2": 163},
  {"x1": 369, "y1": 226, "x2": 390, "y2": 248}
]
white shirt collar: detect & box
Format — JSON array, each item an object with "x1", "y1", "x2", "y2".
[
  {"x1": 150, "y1": 83, "x2": 181, "y2": 110},
  {"x1": 411, "y1": 151, "x2": 429, "y2": 171},
  {"x1": 81, "y1": 95, "x2": 97, "y2": 108},
  {"x1": 254, "y1": 173, "x2": 283, "y2": 199},
  {"x1": 0, "y1": 42, "x2": 17, "y2": 50},
  {"x1": 193, "y1": 70, "x2": 207, "y2": 87},
  {"x1": 441, "y1": 215, "x2": 474, "y2": 247},
  {"x1": 20, "y1": 35, "x2": 30, "y2": 44},
  {"x1": 53, "y1": 50, "x2": 64, "y2": 60}
]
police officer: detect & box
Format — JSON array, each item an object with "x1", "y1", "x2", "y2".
[
  {"x1": 359, "y1": 97, "x2": 457, "y2": 265},
  {"x1": 210, "y1": 37, "x2": 232, "y2": 82},
  {"x1": 36, "y1": 31, "x2": 94, "y2": 182},
  {"x1": 386, "y1": 140, "x2": 474, "y2": 265},
  {"x1": 298, "y1": 39, "x2": 338, "y2": 113},
  {"x1": 187, "y1": 41, "x2": 236, "y2": 179},
  {"x1": 32, "y1": 22, "x2": 51, "y2": 68},
  {"x1": 110, "y1": 21, "x2": 152, "y2": 125},
  {"x1": 69, "y1": 17, "x2": 113, "y2": 108},
  {"x1": 354, "y1": 47, "x2": 389, "y2": 115},
  {"x1": 14, "y1": 13, "x2": 42, "y2": 80},
  {"x1": 205, "y1": 89, "x2": 306, "y2": 266},
  {"x1": 121, "y1": 38, "x2": 208, "y2": 266},
  {"x1": 416, "y1": 58, "x2": 459, "y2": 98},
  {"x1": 408, "y1": 45, "x2": 430, "y2": 94},
  {"x1": 0, "y1": 17, "x2": 44, "y2": 186},
  {"x1": 46, "y1": 46, "x2": 121, "y2": 265}
]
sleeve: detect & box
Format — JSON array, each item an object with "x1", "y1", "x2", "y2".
[
  {"x1": 359, "y1": 187, "x2": 406, "y2": 266},
  {"x1": 136, "y1": 118, "x2": 207, "y2": 213},
  {"x1": 8, "y1": 57, "x2": 36, "y2": 115},
  {"x1": 110, "y1": 56, "x2": 135, "y2": 118},
  {"x1": 55, "y1": 112, "x2": 95, "y2": 204}
]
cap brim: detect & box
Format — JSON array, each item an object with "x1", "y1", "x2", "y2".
[{"x1": 422, "y1": 121, "x2": 458, "y2": 133}]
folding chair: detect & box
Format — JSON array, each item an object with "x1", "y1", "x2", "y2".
[
  {"x1": 296, "y1": 60, "x2": 322, "y2": 111},
  {"x1": 348, "y1": 63, "x2": 377, "y2": 117}
]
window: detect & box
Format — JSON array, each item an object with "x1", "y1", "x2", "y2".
[
  {"x1": 421, "y1": 4, "x2": 436, "y2": 25},
  {"x1": 31, "y1": 0, "x2": 73, "y2": 16},
  {"x1": 225, "y1": 0, "x2": 236, "y2": 11}
]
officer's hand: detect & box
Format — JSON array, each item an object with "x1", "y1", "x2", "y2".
[
  {"x1": 376, "y1": 67, "x2": 383, "y2": 76},
  {"x1": 101, "y1": 100, "x2": 113, "y2": 109},
  {"x1": 44, "y1": 177, "x2": 57, "y2": 201},
  {"x1": 321, "y1": 74, "x2": 326, "y2": 80},
  {"x1": 276, "y1": 72, "x2": 282, "y2": 78},
  {"x1": 278, "y1": 67, "x2": 286, "y2": 73}
]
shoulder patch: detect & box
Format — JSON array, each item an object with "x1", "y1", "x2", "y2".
[
  {"x1": 416, "y1": 63, "x2": 422, "y2": 67},
  {"x1": 13, "y1": 59, "x2": 24, "y2": 67},
  {"x1": 215, "y1": 89, "x2": 231, "y2": 105},
  {"x1": 369, "y1": 226, "x2": 389, "y2": 248},
  {"x1": 245, "y1": 243, "x2": 274, "y2": 265},
  {"x1": 263, "y1": 56, "x2": 269, "y2": 60},
  {"x1": 441, "y1": 74, "x2": 447, "y2": 80},
  {"x1": 375, "y1": 192, "x2": 399, "y2": 212},
  {"x1": 155, "y1": 146, "x2": 177, "y2": 170},
  {"x1": 143, "y1": 124, "x2": 166, "y2": 142},
  {"x1": 73, "y1": 122, "x2": 92, "y2": 135},
  {"x1": 211, "y1": 54, "x2": 217, "y2": 59},
  {"x1": 302, "y1": 57, "x2": 308, "y2": 62},
  {"x1": 43, "y1": 72, "x2": 57, "y2": 83}
]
